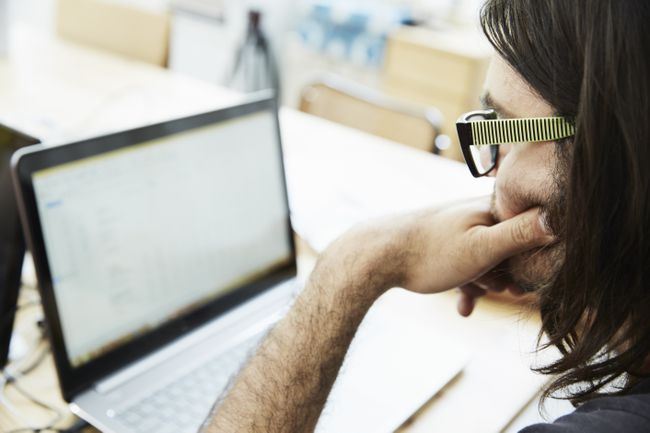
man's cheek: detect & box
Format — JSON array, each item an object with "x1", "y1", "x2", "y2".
[{"x1": 507, "y1": 243, "x2": 565, "y2": 293}]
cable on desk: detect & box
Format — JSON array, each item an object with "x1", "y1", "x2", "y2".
[
  {"x1": 0, "y1": 374, "x2": 32, "y2": 426},
  {"x1": 5, "y1": 426, "x2": 64, "y2": 433},
  {"x1": 2, "y1": 414, "x2": 89, "y2": 433},
  {"x1": 2, "y1": 319, "x2": 49, "y2": 379},
  {"x1": 7, "y1": 371, "x2": 63, "y2": 416},
  {"x1": 0, "y1": 326, "x2": 64, "y2": 433},
  {"x1": 1, "y1": 369, "x2": 64, "y2": 433},
  {"x1": 0, "y1": 283, "x2": 86, "y2": 433},
  {"x1": 3, "y1": 420, "x2": 89, "y2": 433}
]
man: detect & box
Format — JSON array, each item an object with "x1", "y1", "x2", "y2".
[{"x1": 202, "y1": 0, "x2": 650, "y2": 431}]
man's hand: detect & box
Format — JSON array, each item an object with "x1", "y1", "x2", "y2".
[
  {"x1": 202, "y1": 197, "x2": 554, "y2": 433},
  {"x1": 348, "y1": 197, "x2": 552, "y2": 316},
  {"x1": 329, "y1": 197, "x2": 553, "y2": 296}
]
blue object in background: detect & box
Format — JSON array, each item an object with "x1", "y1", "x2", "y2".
[{"x1": 297, "y1": 0, "x2": 413, "y2": 67}]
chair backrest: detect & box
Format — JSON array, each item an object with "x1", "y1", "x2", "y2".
[
  {"x1": 299, "y1": 75, "x2": 445, "y2": 153},
  {"x1": 57, "y1": 0, "x2": 170, "y2": 66}
]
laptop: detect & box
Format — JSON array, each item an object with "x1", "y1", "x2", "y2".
[
  {"x1": 11, "y1": 95, "x2": 298, "y2": 433},
  {"x1": 11, "y1": 94, "x2": 466, "y2": 433}
]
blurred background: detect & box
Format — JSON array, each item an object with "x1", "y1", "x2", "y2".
[
  {"x1": 0, "y1": 4, "x2": 580, "y2": 432},
  {"x1": 5, "y1": 0, "x2": 493, "y2": 162}
]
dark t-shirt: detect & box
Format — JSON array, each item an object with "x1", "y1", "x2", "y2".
[{"x1": 520, "y1": 379, "x2": 650, "y2": 433}]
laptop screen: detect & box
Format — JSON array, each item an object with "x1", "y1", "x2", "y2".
[{"x1": 30, "y1": 110, "x2": 292, "y2": 368}]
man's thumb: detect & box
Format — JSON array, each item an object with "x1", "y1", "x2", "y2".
[{"x1": 483, "y1": 207, "x2": 555, "y2": 259}]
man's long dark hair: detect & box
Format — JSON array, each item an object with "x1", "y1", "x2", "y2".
[{"x1": 480, "y1": 0, "x2": 650, "y2": 404}]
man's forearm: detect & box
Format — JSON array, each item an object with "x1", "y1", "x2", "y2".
[
  {"x1": 201, "y1": 232, "x2": 400, "y2": 433},
  {"x1": 200, "y1": 200, "x2": 550, "y2": 432}
]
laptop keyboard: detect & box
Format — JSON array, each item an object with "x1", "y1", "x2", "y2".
[{"x1": 115, "y1": 335, "x2": 261, "y2": 433}]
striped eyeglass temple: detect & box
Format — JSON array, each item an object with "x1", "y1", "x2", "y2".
[{"x1": 470, "y1": 117, "x2": 575, "y2": 146}]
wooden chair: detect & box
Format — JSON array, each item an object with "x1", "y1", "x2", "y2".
[{"x1": 299, "y1": 74, "x2": 448, "y2": 154}]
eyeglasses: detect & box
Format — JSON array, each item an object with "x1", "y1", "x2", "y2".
[{"x1": 455, "y1": 109, "x2": 575, "y2": 177}]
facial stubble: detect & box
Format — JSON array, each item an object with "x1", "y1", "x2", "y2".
[{"x1": 490, "y1": 148, "x2": 568, "y2": 293}]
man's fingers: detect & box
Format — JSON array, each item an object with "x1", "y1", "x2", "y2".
[
  {"x1": 459, "y1": 283, "x2": 487, "y2": 298},
  {"x1": 456, "y1": 292, "x2": 476, "y2": 317},
  {"x1": 506, "y1": 284, "x2": 525, "y2": 296},
  {"x1": 473, "y1": 269, "x2": 511, "y2": 292},
  {"x1": 457, "y1": 284, "x2": 487, "y2": 317},
  {"x1": 479, "y1": 207, "x2": 555, "y2": 262}
]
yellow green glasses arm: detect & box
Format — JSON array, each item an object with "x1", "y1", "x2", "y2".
[
  {"x1": 470, "y1": 117, "x2": 575, "y2": 145},
  {"x1": 456, "y1": 109, "x2": 576, "y2": 177}
]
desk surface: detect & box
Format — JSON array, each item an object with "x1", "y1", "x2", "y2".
[
  {"x1": 0, "y1": 25, "x2": 245, "y2": 142},
  {"x1": 0, "y1": 26, "x2": 557, "y2": 433}
]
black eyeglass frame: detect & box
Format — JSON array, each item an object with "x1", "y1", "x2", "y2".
[{"x1": 456, "y1": 109, "x2": 498, "y2": 177}]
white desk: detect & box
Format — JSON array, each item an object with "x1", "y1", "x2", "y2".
[
  {"x1": 0, "y1": 25, "x2": 244, "y2": 143},
  {"x1": 0, "y1": 25, "x2": 560, "y2": 433}
]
